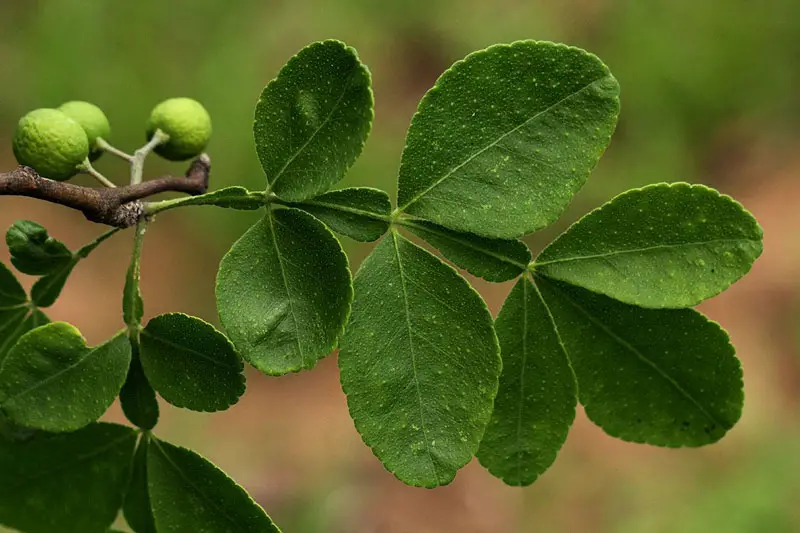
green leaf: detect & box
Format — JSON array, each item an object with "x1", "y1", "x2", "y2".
[
  {"x1": 477, "y1": 277, "x2": 576, "y2": 486},
  {"x1": 255, "y1": 40, "x2": 373, "y2": 201},
  {"x1": 535, "y1": 183, "x2": 764, "y2": 308},
  {"x1": 0, "y1": 261, "x2": 26, "y2": 306},
  {"x1": 0, "y1": 305, "x2": 48, "y2": 369},
  {"x1": 140, "y1": 313, "x2": 245, "y2": 412},
  {"x1": 0, "y1": 263, "x2": 38, "y2": 368},
  {"x1": 397, "y1": 40, "x2": 620, "y2": 239},
  {"x1": 6, "y1": 220, "x2": 73, "y2": 275},
  {"x1": 119, "y1": 350, "x2": 160, "y2": 430},
  {"x1": 147, "y1": 437, "x2": 282, "y2": 533},
  {"x1": 0, "y1": 422, "x2": 137, "y2": 533},
  {"x1": 0, "y1": 324, "x2": 132, "y2": 432},
  {"x1": 339, "y1": 231, "x2": 501, "y2": 487},
  {"x1": 292, "y1": 187, "x2": 391, "y2": 242},
  {"x1": 216, "y1": 207, "x2": 352, "y2": 375},
  {"x1": 30, "y1": 257, "x2": 77, "y2": 307},
  {"x1": 153, "y1": 186, "x2": 266, "y2": 213},
  {"x1": 535, "y1": 276, "x2": 744, "y2": 446},
  {"x1": 0, "y1": 410, "x2": 37, "y2": 442},
  {"x1": 123, "y1": 436, "x2": 156, "y2": 533},
  {"x1": 401, "y1": 219, "x2": 531, "y2": 282}
]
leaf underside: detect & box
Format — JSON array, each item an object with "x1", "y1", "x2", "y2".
[
  {"x1": 536, "y1": 183, "x2": 763, "y2": 308},
  {"x1": 255, "y1": 39, "x2": 374, "y2": 202},
  {"x1": 216, "y1": 207, "x2": 352, "y2": 375},
  {"x1": 397, "y1": 40, "x2": 620, "y2": 239},
  {"x1": 535, "y1": 276, "x2": 743, "y2": 446},
  {"x1": 339, "y1": 231, "x2": 501, "y2": 487},
  {"x1": 477, "y1": 276, "x2": 576, "y2": 486}
]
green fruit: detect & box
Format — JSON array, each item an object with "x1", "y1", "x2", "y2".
[
  {"x1": 146, "y1": 98, "x2": 212, "y2": 161},
  {"x1": 59, "y1": 101, "x2": 111, "y2": 160},
  {"x1": 12, "y1": 108, "x2": 89, "y2": 181}
]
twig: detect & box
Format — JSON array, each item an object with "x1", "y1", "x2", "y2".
[{"x1": 0, "y1": 154, "x2": 211, "y2": 228}]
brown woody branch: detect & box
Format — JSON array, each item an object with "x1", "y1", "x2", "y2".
[{"x1": 0, "y1": 155, "x2": 211, "y2": 228}]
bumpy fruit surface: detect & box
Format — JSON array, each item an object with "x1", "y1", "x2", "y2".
[
  {"x1": 146, "y1": 98, "x2": 212, "y2": 161},
  {"x1": 59, "y1": 101, "x2": 111, "y2": 160},
  {"x1": 12, "y1": 108, "x2": 89, "y2": 181}
]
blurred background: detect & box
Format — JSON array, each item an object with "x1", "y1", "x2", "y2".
[{"x1": 1, "y1": 1, "x2": 799, "y2": 532}]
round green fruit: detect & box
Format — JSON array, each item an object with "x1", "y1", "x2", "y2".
[
  {"x1": 146, "y1": 97, "x2": 212, "y2": 161},
  {"x1": 59, "y1": 101, "x2": 111, "y2": 160},
  {"x1": 12, "y1": 108, "x2": 89, "y2": 181}
]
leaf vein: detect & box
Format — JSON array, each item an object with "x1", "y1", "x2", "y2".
[
  {"x1": 399, "y1": 75, "x2": 612, "y2": 211},
  {"x1": 391, "y1": 232, "x2": 440, "y2": 484}
]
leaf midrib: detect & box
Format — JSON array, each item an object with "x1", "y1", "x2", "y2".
[
  {"x1": 401, "y1": 219, "x2": 528, "y2": 270},
  {"x1": 267, "y1": 68, "x2": 358, "y2": 193},
  {"x1": 141, "y1": 328, "x2": 238, "y2": 371},
  {"x1": 299, "y1": 198, "x2": 391, "y2": 222},
  {"x1": 543, "y1": 279, "x2": 726, "y2": 429},
  {"x1": 535, "y1": 238, "x2": 761, "y2": 267},
  {"x1": 150, "y1": 439, "x2": 245, "y2": 530},
  {"x1": 522, "y1": 277, "x2": 574, "y2": 482},
  {"x1": 399, "y1": 74, "x2": 612, "y2": 211},
  {"x1": 267, "y1": 212, "x2": 306, "y2": 367},
  {"x1": 0, "y1": 335, "x2": 119, "y2": 407},
  {"x1": 391, "y1": 232, "x2": 441, "y2": 484}
]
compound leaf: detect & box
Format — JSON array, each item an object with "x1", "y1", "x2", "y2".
[
  {"x1": 293, "y1": 187, "x2": 391, "y2": 242},
  {"x1": 119, "y1": 349, "x2": 160, "y2": 430},
  {"x1": 217, "y1": 207, "x2": 352, "y2": 375},
  {"x1": 140, "y1": 313, "x2": 245, "y2": 412},
  {"x1": 339, "y1": 231, "x2": 501, "y2": 487},
  {"x1": 0, "y1": 323, "x2": 131, "y2": 432},
  {"x1": 535, "y1": 276, "x2": 743, "y2": 446},
  {"x1": 477, "y1": 277, "x2": 576, "y2": 486},
  {"x1": 402, "y1": 219, "x2": 531, "y2": 282},
  {"x1": 147, "y1": 437, "x2": 282, "y2": 532},
  {"x1": 255, "y1": 40, "x2": 373, "y2": 201},
  {"x1": 535, "y1": 183, "x2": 763, "y2": 308},
  {"x1": 6, "y1": 220, "x2": 73, "y2": 275},
  {"x1": 0, "y1": 422, "x2": 137, "y2": 533},
  {"x1": 397, "y1": 40, "x2": 619, "y2": 239},
  {"x1": 123, "y1": 436, "x2": 156, "y2": 533}
]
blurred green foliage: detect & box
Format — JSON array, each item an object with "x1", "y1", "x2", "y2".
[
  {"x1": 2, "y1": 0, "x2": 798, "y2": 248},
  {"x1": 0, "y1": 1, "x2": 798, "y2": 532}
]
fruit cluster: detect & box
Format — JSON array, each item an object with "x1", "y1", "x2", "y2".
[{"x1": 11, "y1": 98, "x2": 212, "y2": 181}]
